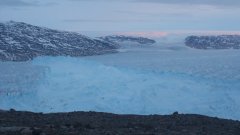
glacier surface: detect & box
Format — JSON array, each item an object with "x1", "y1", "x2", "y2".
[{"x1": 0, "y1": 46, "x2": 240, "y2": 120}]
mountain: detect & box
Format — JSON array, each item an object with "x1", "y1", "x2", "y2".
[
  {"x1": 0, "y1": 21, "x2": 117, "y2": 61},
  {"x1": 185, "y1": 35, "x2": 240, "y2": 49},
  {"x1": 99, "y1": 35, "x2": 156, "y2": 45}
]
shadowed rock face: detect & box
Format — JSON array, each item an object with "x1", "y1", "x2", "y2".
[
  {"x1": 0, "y1": 21, "x2": 117, "y2": 61},
  {"x1": 185, "y1": 35, "x2": 240, "y2": 49},
  {"x1": 99, "y1": 35, "x2": 156, "y2": 45},
  {"x1": 0, "y1": 110, "x2": 240, "y2": 135}
]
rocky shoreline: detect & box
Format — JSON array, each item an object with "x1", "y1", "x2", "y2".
[{"x1": 0, "y1": 110, "x2": 240, "y2": 135}]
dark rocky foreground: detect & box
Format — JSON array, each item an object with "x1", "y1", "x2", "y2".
[{"x1": 0, "y1": 110, "x2": 240, "y2": 135}]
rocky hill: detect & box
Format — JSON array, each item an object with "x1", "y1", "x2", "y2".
[
  {"x1": 185, "y1": 35, "x2": 240, "y2": 49},
  {"x1": 0, "y1": 21, "x2": 117, "y2": 61},
  {"x1": 0, "y1": 110, "x2": 240, "y2": 135}
]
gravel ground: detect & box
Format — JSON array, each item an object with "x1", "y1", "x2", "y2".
[{"x1": 0, "y1": 110, "x2": 240, "y2": 135}]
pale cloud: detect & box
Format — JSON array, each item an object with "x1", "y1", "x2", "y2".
[
  {"x1": 0, "y1": 0, "x2": 57, "y2": 7},
  {"x1": 0, "y1": 0, "x2": 239, "y2": 32},
  {"x1": 0, "y1": 0, "x2": 38, "y2": 7},
  {"x1": 63, "y1": 19, "x2": 149, "y2": 23},
  {"x1": 68, "y1": 0, "x2": 240, "y2": 7},
  {"x1": 136, "y1": 0, "x2": 240, "y2": 7}
]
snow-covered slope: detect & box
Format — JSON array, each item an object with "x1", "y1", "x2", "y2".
[
  {"x1": 0, "y1": 21, "x2": 117, "y2": 61},
  {"x1": 185, "y1": 35, "x2": 240, "y2": 49}
]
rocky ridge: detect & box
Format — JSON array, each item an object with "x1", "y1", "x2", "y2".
[
  {"x1": 99, "y1": 35, "x2": 156, "y2": 45},
  {"x1": 0, "y1": 21, "x2": 117, "y2": 61},
  {"x1": 0, "y1": 110, "x2": 240, "y2": 135},
  {"x1": 185, "y1": 35, "x2": 240, "y2": 49}
]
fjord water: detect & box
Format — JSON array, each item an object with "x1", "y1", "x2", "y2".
[{"x1": 0, "y1": 43, "x2": 240, "y2": 120}]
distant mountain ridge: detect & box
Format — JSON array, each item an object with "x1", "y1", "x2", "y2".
[
  {"x1": 185, "y1": 35, "x2": 240, "y2": 49},
  {"x1": 0, "y1": 21, "x2": 117, "y2": 61},
  {"x1": 99, "y1": 35, "x2": 156, "y2": 45}
]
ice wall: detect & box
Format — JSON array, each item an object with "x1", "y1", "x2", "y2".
[{"x1": 0, "y1": 56, "x2": 239, "y2": 120}]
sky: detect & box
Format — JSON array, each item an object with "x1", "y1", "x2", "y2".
[{"x1": 0, "y1": 0, "x2": 240, "y2": 36}]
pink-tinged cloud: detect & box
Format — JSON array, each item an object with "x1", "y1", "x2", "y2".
[{"x1": 167, "y1": 30, "x2": 240, "y2": 35}]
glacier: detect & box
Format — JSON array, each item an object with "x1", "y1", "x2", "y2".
[{"x1": 0, "y1": 45, "x2": 240, "y2": 120}]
